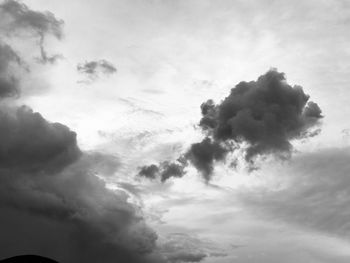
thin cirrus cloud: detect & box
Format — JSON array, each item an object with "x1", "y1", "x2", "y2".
[{"x1": 138, "y1": 69, "x2": 323, "y2": 182}]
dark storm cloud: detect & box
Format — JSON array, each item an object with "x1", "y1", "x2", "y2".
[
  {"x1": 0, "y1": 0, "x2": 64, "y2": 64},
  {"x1": 0, "y1": 43, "x2": 20, "y2": 71},
  {"x1": 0, "y1": 56, "x2": 159, "y2": 261},
  {"x1": 0, "y1": 106, "x2": 163, "y2": 263},
  {"x1": 137, "y1": 69, "x2": 322, "y2": 181},
  {"x1": 77, "y1": 60, "x2": 117, "y2": 82},
  {"x1": 138, "y1": 164, "x2": 159, "y2": 179},
  {"x1": 0, "y1": 43, "x2": 21, "y2": 98},
  {"x1": 0, "y1": 77, "x2": 18, "y2": 98},
  {"x1": 0, "y1": 3, "x2": 163, "y2": 262},
  {"x1": 0, "y1": 106, "x2": 81, "y2": 173},
  {"x1": 199, "y1": 69, "x2": 322, "y2": 161},
  {"x1": 0, "y1": 47, "x2": 159, "y2": 261},
  {"x1": 186, "y1": 138, "x2": 228, "y2": 181}
]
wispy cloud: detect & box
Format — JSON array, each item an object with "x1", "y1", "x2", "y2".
[{"x1": 77, "y1": 59, "x2": 117, "y2": 83}]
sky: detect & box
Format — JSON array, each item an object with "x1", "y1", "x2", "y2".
[{"x1": 0, "y1": 0, "x2": 350, "y2": 262}]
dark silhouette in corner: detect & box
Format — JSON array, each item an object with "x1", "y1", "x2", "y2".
[{"x1": 0, "y1": 255, "x2": 59, "y2": 263}]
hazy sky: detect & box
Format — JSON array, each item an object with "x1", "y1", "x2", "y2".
[{"x1": 1, "y1": 0, "x2": 350, "y2": 262}]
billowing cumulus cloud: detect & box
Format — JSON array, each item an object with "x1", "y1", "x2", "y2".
[
  {"x1": 137, "y1": 69, "x2": 322, "y2": 181},
  {"x1": 77, "y1": 59, "x2": 117, "y2": 83},
  {"x1": 199, "y1": 69, "x2": 322, "y2": 161},
  {"x1": 0, "y1": 149, "x2": 162, "y2": 262},
  {"x1": 0, "y1": 105, "x2": 81, "y2": 173},
  {"x1": 0, "y1": 93, "x2": 162, "y2": 262},
  {"x1": 0, "y1": 108, "x2": 162, "y2": 262},
  {"x1": 0, "y1": 0, "x2": 64, "y2": 64}
]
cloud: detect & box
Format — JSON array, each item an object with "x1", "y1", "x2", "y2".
[
  {"x1": 138, "y1": 161, "x2": 186, "y2": 182},
  {"x1": 36, "y1": 35, "x2": 63, "y2": 64},
  {"x1": 0, "y1": 0, "x2": 64, "y2": 64},
  {"x1": 137, "y1": 69, "x2": 322, "y2": 181},
  {"x1": 0, "y1": 156, "x2": 162, "y2": 262},
  {"x1": 0, "y1": 105, "x2": 81, "y2": 173},
  {"x1": 160, "y1": 233, "x2": 207, "y2": 263},
  {"x1": 185, "y1": 138, "x2": 228, "y2": 181},
  {"x1": 159, "y1": 233, "x2": 227, "y2": 263},
  {"x1": 77, "y1": 59, "x2": 117, "y2": 83},
  {"x1": 0, "y1": 3, "x2": 163, "y2": 262},
  {"x1": 199, "y1": 69, "x2": 322, "y2": 162},
  {"x1": 0, "y1": 0, "x2": 63, "y2": 38},
  {"x1": 0, "y1": 43, "x2": 21, "y2": 98},
  {"x1": 159, "y1": 161, "x2": 186, "y2": 182},
  {"x1": 0, "y1": 106, "x2": 163, "y2": 262},
  {"x1": 238, "y1": 147, "x2": 350, "y2": 237},
  {"x1": 86, "y1": 151, "x2": 120, "y2": 176}
]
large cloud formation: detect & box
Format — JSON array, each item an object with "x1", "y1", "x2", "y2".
[
  {"x1": 159, "y1": 233, "x2": 227, "y2": 263},
  {"x1": 0, "y1": 144, "x2": 161, "y2": 262},
  {"x1": 199, "y1": 70, "x2": 322, "y2": 161},
  {"x1": 0, "y1": 105, "x2": 81, "y2": 173},
  {"x1": 0, "y1": 1, "x2": 163, "y2": 262},
  {"x1": 138, "y1": 69, "x2": 322, "y2": 181}
]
